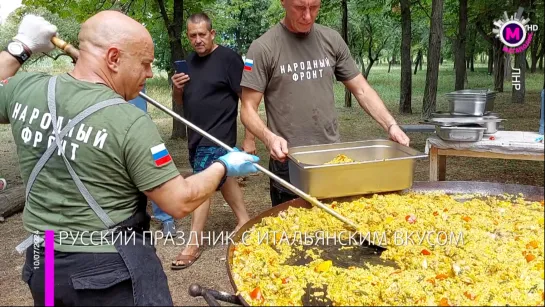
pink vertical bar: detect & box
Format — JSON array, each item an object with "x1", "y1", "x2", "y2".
[{"x1": 44, "y1": 230, "x2": 54, "y2": 306}]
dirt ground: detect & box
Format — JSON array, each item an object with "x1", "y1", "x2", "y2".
[{"x1": 1, "y1": 87, "x2": 544, "y2": 305}]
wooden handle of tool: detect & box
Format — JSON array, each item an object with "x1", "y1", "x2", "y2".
[{"x1": 51, "y1": 36, "x2": 79, "y2": 60}]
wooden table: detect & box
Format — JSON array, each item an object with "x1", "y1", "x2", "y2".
[{"x1": 426, "y1": 131, "x2": 544, "y2": 181}]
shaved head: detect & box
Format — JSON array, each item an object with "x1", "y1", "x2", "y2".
[
  {"x1": 79, "y1": 10, "x2": 152, "y2": 56},
  {"x1": 72, "y1": 10, "x2": 154, "y2": 100}
]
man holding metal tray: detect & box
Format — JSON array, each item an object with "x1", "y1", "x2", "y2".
[{"x1": 240, "y1": 0, "x2": 410, "y2": 206}]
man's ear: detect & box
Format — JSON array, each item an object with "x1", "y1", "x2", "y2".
[
  {"x1": 106, "y1": 47, "x2": 121, "y2": 72},
  {"x1": 210, "y1": 29, "x2": 216, "y2": 40}
]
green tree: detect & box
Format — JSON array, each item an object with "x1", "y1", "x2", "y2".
[
  {"x1": 422, "y1": 0, "x2": 445, "y2": 118},
  {"x1": 0, "y1": 5, "x2": 80, "y2": 63},
  {"x1": 209, "y1": 0, "x2": 271, "y2": 55},
  {"x1": 399, "y1": 0, "x2": 413, "y2": 114}
]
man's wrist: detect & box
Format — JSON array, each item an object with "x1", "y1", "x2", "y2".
[
  {"x1": 172, "y1": 84, "x2": 184, "y2": 93},
  {"x1": 263, "y1": 130, "x2": 276, "y2": 146},
  {"x1": 12, "y1": 38, "x2": 33, "y2": 56},
  {"x1": 387, "y1": 122, "x2": 398, "y2": 133},
  {"x1": 212, "y1": 160, "x2": 228, "y2": 177},
  {"x1": 5, "y1": 40, "x2": 32, "y2": 65},
  {"x1": 244, "y1": 133, "x2": 256, "y2": 141}
]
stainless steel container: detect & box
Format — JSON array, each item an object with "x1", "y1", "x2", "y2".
[
  {"x1": 435, "y1": 126, "x2": 486, "y2": 142},
  {"x1": 482, "y1": 120, "x2": 503, "y2": 134},
  {"x1": 446, "y1": 89, "x2": 496, "y2": 116},
  {"x1": 287, "y1": 140, "x2": 428, "y2": 199},
  {"x1": 447, "y1": 98, "x2": 494, "y2": 116}
]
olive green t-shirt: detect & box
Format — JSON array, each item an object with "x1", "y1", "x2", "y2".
[
  {"x1": 240, "y1": 23, "x2": 360, "y2": 148},
  {"x1": 0, "y1": 72, "x2": 180, "y2": 252}
]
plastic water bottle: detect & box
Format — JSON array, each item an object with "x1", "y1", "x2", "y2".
[{"x1": 539, "y1": 89, "x2": 545, "y2": 135}]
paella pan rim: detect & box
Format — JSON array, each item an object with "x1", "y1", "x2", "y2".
[{"x1": 225, "y1": 180, "x2": 544, "y2": 306}]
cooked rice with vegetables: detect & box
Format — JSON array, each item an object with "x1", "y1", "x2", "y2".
[
  {"x1": 231, "y1": 192, "x2": 545, "y2": 306},
  {"x1": 325, "y1": 154, "x2": 355, "y2": 164}
]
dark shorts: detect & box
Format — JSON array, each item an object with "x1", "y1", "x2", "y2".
[
  {"x1": 189, "y1": 146, "x2": 228, "y2": 189},
  {"x1": 269, "y1": 159, "x2": 298, "y2": 207},
  {"x1": 23, "y1": 247, "x2": 135, "y2": 306}
]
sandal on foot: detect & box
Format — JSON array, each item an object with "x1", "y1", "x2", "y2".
[{"x1": 171, "y1": 248, "x2": 203, "y2": 270}]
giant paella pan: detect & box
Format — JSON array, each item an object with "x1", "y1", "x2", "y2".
[{"x1": 226, "y1": 181, "x2": 544, "y2": 306}]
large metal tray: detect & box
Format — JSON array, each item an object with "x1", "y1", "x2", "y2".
[
  {"x1": 435, "y1": 125, "x2": 486, "y2": 141},
  {"x1": 431, "y1": 111, "x2": 499, "y2": 118},
  {"x1": 425, "y1": 116, "x2": 504, "y2": 133},
  {"x1": 287, "y1": 140, "x2": 428, "y2": 199},
  {"x1": 424, "y1": 117, "x2": 504, "y2": 126},
  {"x1": 425, "y1": 112, "x2": 504, "y2": 134}
]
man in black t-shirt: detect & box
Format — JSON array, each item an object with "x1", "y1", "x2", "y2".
[{"x1": 170, "y1": 13, "x2": 256, "y2": 270}]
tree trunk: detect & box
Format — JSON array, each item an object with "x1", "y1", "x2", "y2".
[
  {"x1": 530, "y1": 0, "x2": 538, "y2": 73},
  {"x1": 0, "y1": 185, "x2": 25, "y2": 221},
  {"x1": 512, "y1": 50, "x2": 527, "y2": 103},
  {"x1": 469, "y1": 30, "x2": 476, "y2": 72},
  {"x1": 422, "y1": 0, "x2": 444, "y2": 119},
  {"x1": 539, "y1": 53, "x2": 544, "y2": 70},
  {"x1": 235, "y1": 9, "x2": 245, "y2": 54},
  {"x1": 341, "y1": 0, "x2": 352, "y2": 108},
  {"x1": 388, "y1": 46, "x2": 397, "y2": 73},
  {"x1": 488, "y1": 47, "x2": 494, "y2": 75},
  {"x1": 493, "y1": 38, "x2": 505, "y2": 92},
  {"x1": 454, "y1": 0, "x2": 469, "y2": 91},
  {"x1": 156, "y1": 0, "x2": 187, "y2": 139},
  {"x1": 414, "y1": 49, "x2": 422, "y2": 74},
  {"x1": 364, "y1": 59, "x2": 376, "y2": 78},
  {"x1": 505, "y1": 54, "x2": 512, "y2": 78},
  {"x1": 530, "y1": 39, "x2": 539, "y2": 73},
  {"x1": 399, "y1": 0, "x2": 412, "y2": 114}
]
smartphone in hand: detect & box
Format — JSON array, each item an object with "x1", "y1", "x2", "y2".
[{"x1": 174, "y1": 60, "x2": 189, "y2": 75}]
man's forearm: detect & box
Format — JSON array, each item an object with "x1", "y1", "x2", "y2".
[
  {"x1": 348, "y1": 76, "x2": 397, "y2": 132},
  {"x1": 172, "y1": 87, "x2": 183, "y2": 105},
  {"x1": 244, "y1": 128, "x2": 256, "y2": 141},
  {"x1": 181, "y1": 162, "x2": 224, "y2": 207},
  {"x1": 356, "y1": 90, "x2": 396, "y2": 131},
  {"x1": 240, "y1": 101, "x2": 271, "y2": 144},
  {"x1": 0, "y1": 52, "x2": 21, "y2": 80},
  {"x1": 145, "y1": 162, "x2": 228, "y2": 219},
  {"x1": 150, "y1": 162, "x2": 225, "y2": 219}
]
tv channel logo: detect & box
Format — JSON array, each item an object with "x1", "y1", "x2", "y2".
[{"x1": 493, "y1": 9, "x2": 539, "y2": 54}]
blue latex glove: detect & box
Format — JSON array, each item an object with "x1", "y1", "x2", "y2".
[{"x1": 217, "y1": 151, "x2": 260, "y2": 177}]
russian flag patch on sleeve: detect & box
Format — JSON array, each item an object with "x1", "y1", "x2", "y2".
[
  {"x1": 151, "y1": 143, "x2": 172, "y2": 167},
  {"x1": 244, "y1": 59, "x2": 254, "y2": 71}
]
